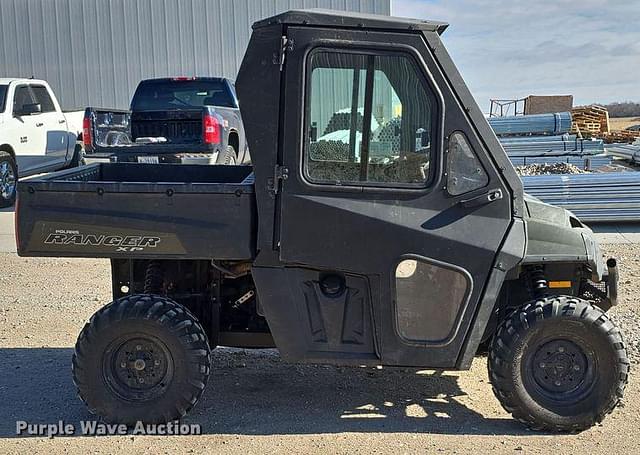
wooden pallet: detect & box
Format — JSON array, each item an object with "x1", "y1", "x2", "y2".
[
  {"x1": 571, "y1": 105, "x2": 610, "y2": 137},
  {"x1": 604, "y1": 129, "x2": 640, "y2": 144}
]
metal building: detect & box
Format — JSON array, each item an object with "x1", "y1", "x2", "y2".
[{"x1": 0, "y1": 0, "x2": 390, "y2": 110}]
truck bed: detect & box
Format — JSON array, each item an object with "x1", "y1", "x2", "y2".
[{"x1": 16, "y1": 163, "x2": 256, "y2": 260}]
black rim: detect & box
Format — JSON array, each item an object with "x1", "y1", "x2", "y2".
[
  {"x1": 103, "y1": 334, "x2": 175, "y2": 402},
  {"x1": 524, "y1": 337, "x2": 596, "y2": 403}
]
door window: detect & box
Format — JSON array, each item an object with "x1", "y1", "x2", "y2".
[
  {"x1": 0, "y1": 85, "x2": 7, "y2": 112},
  {"x1": 13, "y1": 86, "x2": 34, "y2": 115},
  {"x1": 30, "y1": 86, "x2": 56, "y2": 113},
  {"x1": 395, "y1": 258, "x2": 469, "y2": 343},
  {"x1": 305, "y1": 50, "x2": 437, "y2": 187}
]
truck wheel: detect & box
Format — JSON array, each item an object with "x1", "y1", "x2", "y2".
[
  {"x1": 216, "y1": 145, "x2": 237, "y2": 165},
  {"x1": 72, "y1": 294, "x2": 211, "y2": 425},
  {"x1": 488, "y1": 296, "x2": 628, "y2": 432},
  {"x1": 67, "y1": 144, "x2": 86, "y2": 168},
  {"x1": 0, "y1": 152, "x2": 17, "y2": 208}
]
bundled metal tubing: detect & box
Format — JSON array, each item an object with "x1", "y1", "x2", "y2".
[
  {"x1": 500, "y1": 137, "x2": 604, "y2": 157},
  {"x1": 606, "y1": 143, "x2": 640, "y2": 162},
  {"x1": 489, "y1": 112, "x2": 572, "y2": 135},
  {"x1": 522, "y1": 172, "x2": 640, "y2": 222}
]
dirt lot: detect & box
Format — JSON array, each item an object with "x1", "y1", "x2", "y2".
[
  {"x1": 1, "y1": 245, "x2": 640, "y2": 454},
  {"x1": 609, "y1": 116, "x2": 640, "y2": 131}
]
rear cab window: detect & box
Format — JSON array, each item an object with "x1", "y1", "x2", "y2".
[
  {"x1": 304, "y1": 49, "x2": 439, "y2": 188},
  {"x1": 131, "y1": 79, "x2": 237, "y2": 111}
]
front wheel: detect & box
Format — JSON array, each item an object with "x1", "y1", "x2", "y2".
[
  {"x1": 488, "y1": 296, "x2": 628, "y2": 432},
  {"x1": 72, "y1": 294, "x2": 211, "y2": 424},
  {"x1": 0, "y1": 152, "x2": 17, "y2": 208}
]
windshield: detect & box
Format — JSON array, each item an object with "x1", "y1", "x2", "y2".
[
  {"x1": 131, "y1": 79, "x2": 236, "y2": 111},
  {"x1": 0, "y1": 85, "x2": 7, "y2": 112}
]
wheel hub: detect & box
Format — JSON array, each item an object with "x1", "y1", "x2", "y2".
[
  {"x1": 0, "y1": 161, "x2": 16, "y2": 200},
  {"x1": 107, "y1": 336, "x2": 173, "y2": 400},
  {"x1": 532, "y1": 339, "x2": 589, "y2": 393}
]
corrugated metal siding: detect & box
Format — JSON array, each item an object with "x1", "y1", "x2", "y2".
[{"x1": 0, "y1": 0, "x2": 390, "y2": 110}]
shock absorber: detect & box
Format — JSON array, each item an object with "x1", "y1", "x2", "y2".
[
  {"x1": 144, "y1": 260, "x2": 165, "y2": 295},
  {"x1": 528, "y1": 265, "x2": 548, "y2": 298}
]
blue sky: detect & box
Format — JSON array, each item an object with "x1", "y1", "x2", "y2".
[{"x1": 392, "y1": 0, "x2": 640, "y2": 112}]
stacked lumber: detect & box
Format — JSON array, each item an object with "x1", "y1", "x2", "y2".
[
  {"x1": 571, "y1": 105, "x2": 610, "y2": 137},
  {"x1": 603, "y1": 129, "x2": 640, "y2": 144}
]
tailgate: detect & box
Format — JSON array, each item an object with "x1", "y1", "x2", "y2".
[
  {"x1": 15, "y1": 164, "x2": 256, "y2": 260},
  {"x1": 131, "y1": 110, "x2": 203, "y2": 143}
]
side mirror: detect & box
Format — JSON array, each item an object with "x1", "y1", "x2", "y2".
[{"x1": 16, "y1": 103, "x2": 42, "y2": 116}]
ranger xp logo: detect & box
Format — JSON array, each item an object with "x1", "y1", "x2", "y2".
[{"x1": 45, "y1": 230, "x2": 161, "y2": 252}]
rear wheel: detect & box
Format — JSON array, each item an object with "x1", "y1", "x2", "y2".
[
  {"x1": 488, "y1": 296, "x2": 628, "y2": 432},
  {"x1": 67, "y1": 144, "x2": 86, "y2": 168},
  {"x1": 72, "y1": 294, "x2": 211, "y2": 424},
  {"x1": 216, "y1": 145, "x2": 237, "y2": 165},
  {"x1": 0, "y1": 152, "x2": 17, "y2": 208}
]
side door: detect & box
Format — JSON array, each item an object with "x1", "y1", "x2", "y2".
[
  {"x1": 30, "y1": 84, "x2": 69, "y2": 165},
  {"x1": 277, "y1": 27, "x2": 513, "y2": 367},
  {"x1": 10, "y1": 85, "x2": 47, "y2": 173}
]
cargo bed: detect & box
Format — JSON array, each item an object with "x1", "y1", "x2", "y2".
[{"x1": 16, "y1": 163, "x2": 256, "y2": 259}]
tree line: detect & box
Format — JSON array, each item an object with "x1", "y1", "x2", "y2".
[{"x1": 600, "y1": 102, "x2": 640, "y2": 118}]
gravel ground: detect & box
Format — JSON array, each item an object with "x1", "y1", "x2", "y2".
[
  {"x1": 1, "y1": 245, "x2": 639, "y2": 454},
  {"x1": 514, "y1": 163, "x2": 588, "y2": 176}
]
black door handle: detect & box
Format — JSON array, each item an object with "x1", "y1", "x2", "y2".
[
  {"x1": 35, "y1": 122, "x2": 44, "y2": 127},
  {"x1": 459, "y1": 188, "x2": 503, "y2": 208},
  {"x1": 58, "y1": 119, "x2": 66, "y2": 124}
]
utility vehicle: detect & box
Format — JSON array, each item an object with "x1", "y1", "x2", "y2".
[{"x1": 16, "y1": 10, "x2": 627, "y2": 432}]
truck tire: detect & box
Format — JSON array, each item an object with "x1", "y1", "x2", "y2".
[
  {"x1": 0, "y1": 152, "x2": 17, "y2": 208},
  {"x1": 488, "y1": 295, "x2": 628, "y2": 432},
  {"x1": 67, "y1": 144, "x2": 86, "y2": 169},
  {"x1": 72, "y1": 294, "x2": 211, "y2": 425},
  {"x1": 216, "y1": 145, "x2": 237, "y2": 165}
]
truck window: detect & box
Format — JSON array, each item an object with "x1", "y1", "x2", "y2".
[
  {"x1": 446, "y1": 131, "x2": 489, "y2": 196},
  {"x1": 131, "y1": 79, "x2": 236, "y2": 111},
  {"x1": 0, "y1": 85, "x2": 7, "y2": 112},
  {"x1": 30, "y1": 85, "x2": 56, "y2": 113},
  {"x1": 13, "y1": 86, "x2": 34, "y2": 115},
  {"x1": 305, "y1": 50, "x2": 436, "y2": 187}
]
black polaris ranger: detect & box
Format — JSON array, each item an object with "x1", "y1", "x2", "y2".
[{"x1": 15, "y1": 10, "x2": 627, "y2": 432}]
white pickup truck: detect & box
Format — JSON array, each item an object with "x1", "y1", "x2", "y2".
[{"x1": 0, "y1": 79, "x2": 85, "y2": 206}]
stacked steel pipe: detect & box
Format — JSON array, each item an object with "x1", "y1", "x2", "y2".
[
  {"x1": 487, "y1": 112, "x2": 607, "y2": 170},
  {"x1": 500, "y1": 134, "x2": 605, "y2": 157},
  {"x1": 488, "y1": 112, "x2": 572, "y2": 135},
  {"x1": 605, "y1": 143, "x2": 640, "y2": 163},
  {"x1": 522, "y1": 172, "x2": 640, "y2": 222}
]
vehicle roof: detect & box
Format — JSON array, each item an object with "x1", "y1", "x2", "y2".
[
  {"x1": 139, "y1": 77, "x2": 230, "y2": 83},
  {"x1": 252, "y1": 8, "x2": 449, "y2": 34},
  {"x1": 0, "y1": 78, "x2": 48, "y2": 85}
]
